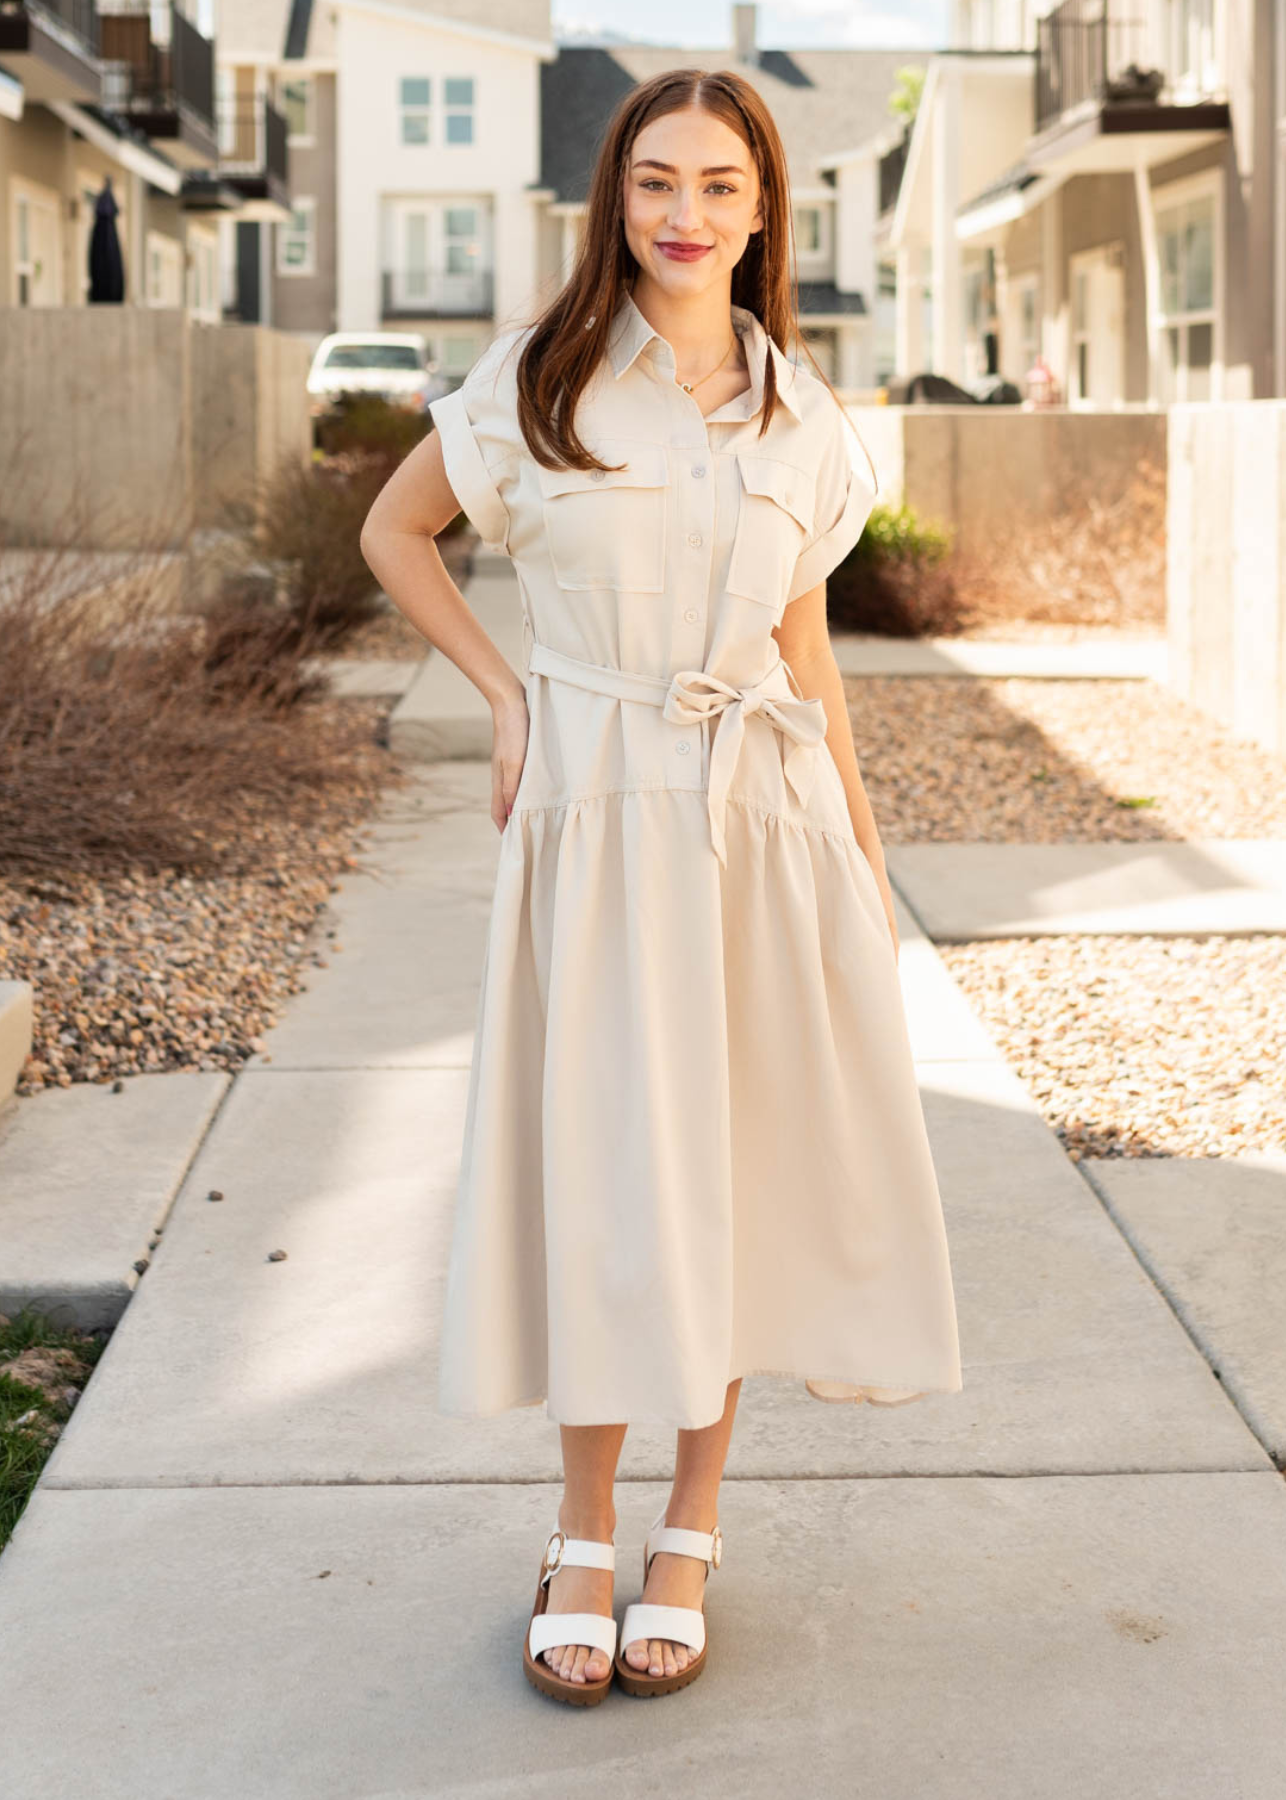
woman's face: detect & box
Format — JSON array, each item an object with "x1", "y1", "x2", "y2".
[{"x1": 622, "y1": 104, "x2": 763, "y2": 298}]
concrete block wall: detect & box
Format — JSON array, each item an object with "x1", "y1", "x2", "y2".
[
  {"x1": 0, "y1": 309, "x2": 193, "y2": 551},
  {"x1": 1168, "y1": 401, "x2": 1286, "y2": 755},
  {"x1": 0, "y1": 310, "x2": 313, "y2": 552},
  {"x1": 849, "y1": 403, "x2": 1168, "y2": 562},
  {"x1": 190, "y1": 323, "x2": 314, "y2": 531}
]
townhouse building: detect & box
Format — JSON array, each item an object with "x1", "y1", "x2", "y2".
[
  {"x1": 212, "y1": 2, "x2": 919, "y2": 393},
  {"x1": 878, "y1": 0, "x2": 1285, "y2": 403},
  {"x1": 0, "y1": 0, "x2": 292, "y2": 317}
]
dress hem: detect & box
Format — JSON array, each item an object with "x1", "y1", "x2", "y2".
[{"x1": 437, "y1": 1369, "x2": 965, "y2": 1431}]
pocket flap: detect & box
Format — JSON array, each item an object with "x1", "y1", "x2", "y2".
[
  {"x1": 536, "y1": 440, "x2": 669, "y2": 499},
  {"x1": 735, "y1": 453, "x2": 814, "y2": 535}
]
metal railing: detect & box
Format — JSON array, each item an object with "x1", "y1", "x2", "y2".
[
  {"x1": 1035, "y1": 0, "x2": 1152, "y2": 131},
  {"x1": 381, "y1": 268, "x2": 494, "y2": 318},
  {"x1": 98, "y1": 3, "x2": 213, "y2": 128},
  {"x1": 5, "y1": 0, "x2": 100, "y2": 53},
  {"x1": 215, "y1": 96, "x2": 288, "y2": 184}
]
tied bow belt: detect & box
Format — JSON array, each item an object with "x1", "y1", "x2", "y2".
[{"x1": 526, "y1": 638, "x2": 829, "y2": 868}]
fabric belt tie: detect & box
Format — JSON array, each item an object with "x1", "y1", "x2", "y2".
[{"x1": 526, "y1": 638, "x2": 828, "y2": 868}]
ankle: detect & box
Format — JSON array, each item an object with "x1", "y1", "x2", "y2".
[
  {"x1": 556, "y1": 1499, "x2": 616, "y2": 1542},
  {"x1": 663, "y1": 1492, "x2": 719, "y2": 1533}
]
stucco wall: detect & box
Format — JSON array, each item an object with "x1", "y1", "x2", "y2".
[{"x1": 0, "y1": 310, "x2": 311, "y2": 549}]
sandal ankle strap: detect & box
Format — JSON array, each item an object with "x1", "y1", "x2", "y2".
[
  {"x1": 540, "y1": 1528, "x2": 616, "y2": 1585},
  {"x1": 645, "y1": 1505, "x2": 723, "y2": 1572}
]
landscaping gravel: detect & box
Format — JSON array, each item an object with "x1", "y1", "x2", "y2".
[
  {"x1": 844, "y1": 675, "x2": 1286, "y2": 842},
  {"x1": 2, "y1": 699, "x2": 400, "y2": 1096},
  {"x1": 842, "y1": 671, "x2": 1286, "y2": 1161},
  {"x1": 936, "y1": 934, "x2": 1286, "y2": 1161}
]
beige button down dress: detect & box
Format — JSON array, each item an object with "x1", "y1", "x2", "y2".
[{"x1": 427, "y1": 289, "x2": 962, "y2": 1430}]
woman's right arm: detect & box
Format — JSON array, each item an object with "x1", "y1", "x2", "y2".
[{"x1": 360, "y1": 430, "x2": 530, "y2": 834}]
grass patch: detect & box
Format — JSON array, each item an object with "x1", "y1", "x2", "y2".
[{"x1": 0, "y1": 1306, "x2": 108, "y2": 1552}]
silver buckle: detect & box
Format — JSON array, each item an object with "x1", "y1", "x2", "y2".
[
  {"x1": 541, "y1": 1529, "x2": 566, "y2": 1576},
  {"x1": 709, "y1": 1525, "x2": 723, "y2": 1570}
]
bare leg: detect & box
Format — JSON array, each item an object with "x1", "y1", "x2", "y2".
[
  {"x1": 622, "y1": 1377, "x2": 741, "y2": 1677},
  {"x1": 540, "y1": 1421, "x2": 627, "y2": 1686}
]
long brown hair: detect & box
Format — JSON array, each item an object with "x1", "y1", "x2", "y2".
[{"x1": 506, "y1": 67, "x2": 842, "y2": 476}]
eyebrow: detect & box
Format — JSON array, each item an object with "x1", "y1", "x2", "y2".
[{"x1": 631, "y1": 160, "x2": 747, "y2": 177}]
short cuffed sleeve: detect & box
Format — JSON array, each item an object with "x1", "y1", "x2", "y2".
[
  {"x1": 786, "y1": 403, "x2": 879, "y2": 603},
  {"x1": 427, "y1": 328, "x2": 524, "y2": 554}
]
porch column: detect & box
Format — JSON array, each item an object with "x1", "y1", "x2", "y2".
[
  {"x1": 930, "y1": 62, "x2": 962, "y2": 379},
  {"x1": 895, "y1": 241, "x2": 924, "y2": 376}
]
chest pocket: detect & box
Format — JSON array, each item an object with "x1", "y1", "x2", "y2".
[
  {"x1": 535, "y1": 439, "x2": 669, "y2": 593},
  {"x1": 725, "y1": 452, "x2": 815, "y2": 614}
]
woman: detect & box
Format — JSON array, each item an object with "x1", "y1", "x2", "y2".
[{"x1": 360, "y1": 67, "x2": 963, "y2": 1707}]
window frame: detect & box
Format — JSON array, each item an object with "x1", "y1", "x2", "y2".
[
  {"x1": 1150, "y1": 167, "x2": 1223, "y2": 402},
  {"x1": 279, "y1": 73, "x2": 314, "y2": 148},
  {"x1": 277, "y1": 196, "x2": 317, "y2": 279}
]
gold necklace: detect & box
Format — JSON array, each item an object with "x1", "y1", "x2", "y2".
[{"x1": 676, "y1": 332, "x2": 738, "y2": 395}]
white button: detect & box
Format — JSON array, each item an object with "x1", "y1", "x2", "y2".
[
  {"x1": 684, "y1": 608, "x2": 700, "y2": 623},
  {"x1": 691, "y1": 464, "x2": 706, "y2": 478},
  {"x1": 589, "y1": 469, "x2": 605, "y2": 481},
  {"x1": 675, "y1": 740, "x2": 690, "y2": 755},
  {"x1": 687, "y1": 533, "x2": 702, "y2": 547}
]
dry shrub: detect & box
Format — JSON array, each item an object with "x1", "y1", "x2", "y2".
[
  {"x1": 946, "y1": 455, "x2": 1167, "y2": 631},
  {"x1": 0, "y1": 543, "x2": 389, "y2": 881}
]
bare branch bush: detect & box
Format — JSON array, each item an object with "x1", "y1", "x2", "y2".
[{"x1": 946, "y1": 454, "x2": 1167, "y2": 632}]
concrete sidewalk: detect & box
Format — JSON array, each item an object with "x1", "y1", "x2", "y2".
[{"x1": 1, "y1": 621, "x2": 1283, "y2": 1793}]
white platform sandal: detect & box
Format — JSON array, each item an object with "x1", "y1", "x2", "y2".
[
  {"x1": 614, "y1": 1503, "x2": 723, "y2": 1697},
  {"x1": 522, "y1": 1527, "x2": 619, "y2": 1706}
]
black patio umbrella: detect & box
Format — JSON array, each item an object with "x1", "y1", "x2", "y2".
[{"x1": 88, "y1": 176, "x2": 125, "y2": 304}]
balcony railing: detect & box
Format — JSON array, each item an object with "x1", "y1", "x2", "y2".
[
  {"x1": 1035, "y1": 1, "x2": 1153, "y2": 132},
  {"x1": 382, "y1": 268, "x2": 494, "y2": 319},
  {"x1": 4, "y1": 0, "x2": 99, "y2": 53},
  {"x1": 216, "y1": 96, "x2": 287, "y2": 183},
  {"x1": 878, "y1": 127, "x2": 910, "y2": 216},
  {"x1": 99, "y1": 3, "x2": 215, "y2": 165},
  {"x1": 0, "y1": 0, "x2": 101, "y2": 101}
]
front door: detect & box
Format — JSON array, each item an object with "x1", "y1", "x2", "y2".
[{"x1": 1069, "y1": 246, "x2": 1124, "y2": 407}]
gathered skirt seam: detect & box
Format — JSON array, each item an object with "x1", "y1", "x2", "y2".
[{"x1": 511, "y1": 785, "x2": 860, "y2": 851}]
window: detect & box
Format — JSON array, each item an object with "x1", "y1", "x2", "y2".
[
  {"x1": 146, "y1": 231, "x2": 183, "y2": 307},
  {"x1": 794, "y1": 207, "x2": 822, "y2": 254},
  {"x1": 400, "y1": 76, "x2": 431, "y2": 145},
  {"x1": 444, "y1": 76, "x2": 474, "y2": 144},
  {"x1": 187, "y1": 226, "x2": 219, "y2": 322},
  {"x1": 277, "y1": 197, "x2": 316, "y2": 277},
  {"x1": 1167, "y1": 0, "x2": 1218, "y2": 98},
  {"x1": 280, "y1": 75, "x2": 313, "y2": 144},
  {"x1": 1154, "y1": 182, "x2": 1218, "y2": 401},
  {"x1": 216, "y1": 65, "x2": 237, "y2": 156}
]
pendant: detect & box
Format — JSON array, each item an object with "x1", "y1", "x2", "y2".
[{"x1": 679, "y1": 381, "x2": 694, "y2": 394}]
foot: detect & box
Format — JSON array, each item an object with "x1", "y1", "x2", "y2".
[
  {"x1": 540, "y1": 1508, "x2": 616, "y2": 1688},
  {"x1": 621, "y1": 1508, "x2": 714, "y2": 1679}
]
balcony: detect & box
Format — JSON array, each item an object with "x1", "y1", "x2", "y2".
[
  {"x1": 181, "y1": 96, "x2": 290, "y2": 222},
  {"x1": 98, "y1": 2, "x2": 216, "y2": 169},
  {"x1": 0, "y1": 0, "x2": 101, "y2": 103},
  {"x1": 1030, "y1": 0, "x2": 1229, "y2": 175},
  {"x1": 381, "y1": 267, "x2": 494, "y2": 320}
]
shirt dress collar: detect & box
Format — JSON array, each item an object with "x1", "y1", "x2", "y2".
[{"x1": 606, "y1": 287, "x2": 804, "y2": 424}]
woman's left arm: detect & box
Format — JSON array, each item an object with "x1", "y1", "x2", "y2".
[{"x1": 774, "y1": 584, "x2": 899, "y2": 959}]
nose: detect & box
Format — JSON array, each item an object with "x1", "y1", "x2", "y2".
[{"x1": 668, "y1": 186, "x2": 703, "y2": 232}]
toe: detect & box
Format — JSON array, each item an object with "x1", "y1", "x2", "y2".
[
  {"x1": 585, "y1": 1647, "x2": 609, "y2": 1681},
  {"x1": 647, "y1": 1638, "x2": 664, "y2": 1676},
  {"x1": 569, "y1": 1645, "x2": 590, "y2": 1684},
  {"x1": 624, "y1": 1638, "x2": 650, "y2": 1671}
]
